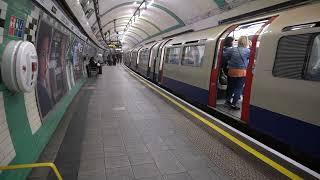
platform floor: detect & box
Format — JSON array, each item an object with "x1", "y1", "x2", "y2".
[{"x1": 42, "y1": 65, "x2": 285, "y2": 180}]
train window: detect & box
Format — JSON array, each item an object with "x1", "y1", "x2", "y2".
[
  {"x1": 165, "y1": 47, "x2": 181, "y2": 65},
  {"x1": 305, "y1": 34, "x2": 320, "y2": 81},
  {"x1": 139, "y1": 50, "x2": 149, "y2": 65},
  {"x1": 181, "y1": 45, "x2": 205, "y2": 67},
  {"x1": 273, "y1": 33, "x2": 320, "y2": 81},
  {"x1": 273, "y1": 34, "x2": 313, "y2": 79}
]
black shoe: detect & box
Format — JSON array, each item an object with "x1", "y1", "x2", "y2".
[
  {"x1": 231, "y1": 105, "x2": 240, "y2": 110},
  {"x1": 224, "y1": 101, "x2": 232, "y2": 107}
]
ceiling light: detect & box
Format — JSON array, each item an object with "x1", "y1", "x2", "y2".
[{"x1": 147, "y1": 0, "x2": 154, "y2": 7}]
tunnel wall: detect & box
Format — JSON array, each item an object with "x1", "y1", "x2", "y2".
[{"x1": 0, "y1": 0, "x2": 94, "y2": 179}]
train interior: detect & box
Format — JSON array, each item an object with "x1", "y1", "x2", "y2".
[{"x1": 216, "y1": 19, "x2": 268, "y2": 119}]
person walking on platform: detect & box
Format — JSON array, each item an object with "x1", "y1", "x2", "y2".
[
  {"x1": 112, "y1": 54, "x2": 117, "y2": 66},
  {"x1": 223, "y1": 36, "x2": 250, "y2": 110}
]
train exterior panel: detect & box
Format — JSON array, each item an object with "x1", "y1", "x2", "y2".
[
  {"x1": 161, "y1": 26, "x2": 226, "y2": 104},
  {"x1": 250, "y1": 4, "x2": 320, "y2": 159}
]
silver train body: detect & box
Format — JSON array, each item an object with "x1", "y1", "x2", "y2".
[{"x1": 124, "y1": 3, "x2": 320, "y2": 161}]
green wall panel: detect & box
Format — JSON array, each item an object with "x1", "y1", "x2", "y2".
[
  {"x1": 0, "y1": 78, "x2": 85, "y2": 179},
  {"x1": 0, "y1": 0, "x2": 87, "y2": 179}
]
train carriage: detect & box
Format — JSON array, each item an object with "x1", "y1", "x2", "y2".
[
  {"x1": 249, "y1": 4, "x2": 320, "y2": 160},
  {"x1": 125, "y1": 2, "x2": 320, "y2": 161},
  {"x1": 136, "y1": 42, "x2": 157, "y2": 78},
  {"x1": 161, "y1": 26, "x2": 226, "y2": 106}
]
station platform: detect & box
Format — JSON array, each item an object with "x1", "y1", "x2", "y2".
[{"x1": 28, "y1": 65, "x2": 301, "y2": 180}]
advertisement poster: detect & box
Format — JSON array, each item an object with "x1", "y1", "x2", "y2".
[
  {"x1": 49, "y1": 29, "x2": 68, "y2": 103},
  {"x1": 36, "y1": 20, "x2": 54, "y2": 118},
  {"x1": 36, "y1": 19, "x2": 69, "y2": 119},
  {"x1": 72, "y1": 38, "x2": 84, "y2": 80}
]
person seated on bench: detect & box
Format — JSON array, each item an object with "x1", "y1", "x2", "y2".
[
  {"x1": 86, "y1": 57, "x2": 98, "y2": 77},
  {"x1": 89, "y1": 57, "x2": 97, "y2": 67},
  {"x1": 90, "y1": 57, "x2": 103, "y2": 75}
]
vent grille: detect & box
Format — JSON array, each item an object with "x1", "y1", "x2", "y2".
[{"x1": 273, "y1": 34, "x2": 312, "y2": 79}]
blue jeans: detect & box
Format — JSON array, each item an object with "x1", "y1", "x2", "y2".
[{"x1": 226, "y1": 77, "x2": 245, "y2": 106}]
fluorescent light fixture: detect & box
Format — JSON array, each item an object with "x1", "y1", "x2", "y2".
[
  {"x1": 140, "y1": 9, "x2": 146, "y2": 16},
  {"x1": 147, "y1": 0, "x2": 154, "y2": 7}
]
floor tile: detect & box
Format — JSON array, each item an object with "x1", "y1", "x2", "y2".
[
  {"x1": 106, "y1": 155, "x2": 131, "y2": 168},
  {"x1": 163, "y1": 172, "x2": 193, "y2": 180},
  {"x1": 137, "y1": 176, "x2": 164, "y2": 180},
  {"x1": 128, "y1": 152, "x2": 154, "y2": 165},
  {"x1": 77, "y1": 174, "x2": 106, "y2": 180},
  {"x1": 151, "y1": 151, "x2": 186, "y2": 175},
  {"x1": 125, "y1": 144, "x2": 149, "y2": 154},
  {"x1": 105, "y1": 146, "x2": 127, "y2": 157},
  {"x1": 132, "y1": 163, "x2": 161, "y2": 179},
  {"x1": 188, "y1": 168, "x2": 219, "y2": 180},
  {"x1": 106, "y1": 166, "x2": 134, "y2": 179},
  {"x1": 78, "y1": 158, "x2": 105, "y2": 177}
]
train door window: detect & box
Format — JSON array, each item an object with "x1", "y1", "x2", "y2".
[
  {"x1": 305, "y1": 34, "x2": 320, "y2": 80},
  {"x1": 165, "y1": 47, "x2": 181, "y2": 65},
  {"x1": 181, "y1": 45, "x2": 205, "y2": 67},
  {"x1": 229, "y1": 20, "x2": 268, "y2": 47}
]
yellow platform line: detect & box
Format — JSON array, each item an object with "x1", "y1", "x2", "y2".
[
  {"x1": 124, "y1": 66, "x2": 302, "y2": 180},
  {"x1": 0, "y1": 162, "x2": 63, "y2": 180}
]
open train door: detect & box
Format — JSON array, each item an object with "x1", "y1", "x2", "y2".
[
  {"x1": 208, "y1": 17, "x2": 277, "y2": 122},
  {"x1": 208, "y1": 25, "x2": 238, "y2": 108}
]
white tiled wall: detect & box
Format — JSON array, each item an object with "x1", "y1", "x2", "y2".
[
  {"x1": 0, "y1": 93, "x2": 16, "y2": 173},
  {"x1": 24, "y1": 89, "x2": 42, "y2": 134}
]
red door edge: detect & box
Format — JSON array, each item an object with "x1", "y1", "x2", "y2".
[
  {"x1": 241, "y1": 16, "x2": 278, "y2": 123},
  {"x1": 208, "y1": 25, "x2": 238, "y2": 107}
]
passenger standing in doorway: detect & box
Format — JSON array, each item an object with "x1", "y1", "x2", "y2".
[
  {"x1": 221, "y1": 37, "x2": 234, "y2": 103},
  {"x1": 223, "y1": 36, "x2": 250, "y2": 110}
]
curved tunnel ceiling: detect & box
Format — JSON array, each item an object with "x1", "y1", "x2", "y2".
[{"x1": 89, "y1": 0, "x2": 271, "y2": 49}]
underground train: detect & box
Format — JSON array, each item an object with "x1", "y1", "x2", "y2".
[{"x1": 124, "y1": 3, "x2": 320, "y2": 162}]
